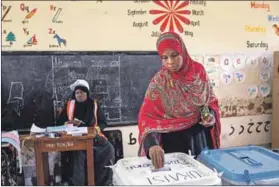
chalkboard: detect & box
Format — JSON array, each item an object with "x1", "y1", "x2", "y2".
[
  {"x1": 1, "y1": 55, "x2": 54, "y2": 130},
  {"x1": 1, "y1": 52, "x2": 161, "y2": 130}
]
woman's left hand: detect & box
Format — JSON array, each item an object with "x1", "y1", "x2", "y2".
[
  {"x1": 73, "y1": 119, "x2": 81, "y2": 126},
  {"x1": 200, "y1": 113, "x2": 216, "y2": 127}
]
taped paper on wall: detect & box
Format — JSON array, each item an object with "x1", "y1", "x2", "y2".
[
  {"x1": 246, "y1": 57, "x2": 258, "y2": 69},
  {"x1": 247, "y1": 85, "x2": 258, "y2": 98},
  {"x1": 234, "y1": 71, "x2": 246, "y2": 83},
  {"x1": 220, "y1": 72, "x2": 233, "y2": 85},
  {"x1": 233, "y1": 56, "x2": 246, "y2": 70},
  {"x1": 259, "y1": 83, "x2": 271, "y2": 97},
  {"x1": 220, "y1": 56, "x2": 233, "y2": 71}
]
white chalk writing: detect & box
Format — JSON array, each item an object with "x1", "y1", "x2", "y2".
[
  {"x1": 51, "y1": 56, "x2": 122, "y2": 123},
  {"x1": 7, "y1": 82, "x2": 24, "y2": 116}
]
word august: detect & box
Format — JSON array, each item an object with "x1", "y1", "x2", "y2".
[
  {"x1": 133, "y1": 21, "x2": 148, "y2": 28},
  {"x1": 247, "y1": 41, "x2": 268, "y2": 51}
]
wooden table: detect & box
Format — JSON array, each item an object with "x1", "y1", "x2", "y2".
[{"x1": 24, "y1": 127, "x2": 95, "y2": 186}]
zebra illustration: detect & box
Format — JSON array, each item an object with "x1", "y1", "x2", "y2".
[{"x1": 53, "y1": 34, "x2": 67, "y2": 47}]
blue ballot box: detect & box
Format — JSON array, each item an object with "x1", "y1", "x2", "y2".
[{"x1": 198, "y1": 145, "x2": 279, "y2": 185}]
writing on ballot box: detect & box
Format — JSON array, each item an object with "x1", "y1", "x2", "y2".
[{"x1": 112, "y1": 152, "x2": 222, "y2": 185}]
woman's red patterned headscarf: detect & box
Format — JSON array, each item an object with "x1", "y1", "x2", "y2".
[{"x1": 138, "y1": 32, "x2": 221, "y2": 156}]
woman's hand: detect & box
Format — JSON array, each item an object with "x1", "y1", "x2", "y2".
[
  {"x1": 73, "y1": 119, "x2": 81, "y2": 126},
  {"x1": 64, "y1": 120, "x2": 81, "y2": 126},
  {"x1": 149, "y1": 145, "x2": 165, "y2": 169},
  {"x1": 200, "y1": 113, "x2": 216, "y2": 127}
]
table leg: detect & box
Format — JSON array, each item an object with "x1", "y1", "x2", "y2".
[
  {"x1": 42, "y1": 152, "x2": 49, "y2": 184},
  {"x1": 34, "y1": 144, "x2": 45, "y2": 185},
  {"x1": 86, "y1": 139, "x2": 94, "y2": 185}
]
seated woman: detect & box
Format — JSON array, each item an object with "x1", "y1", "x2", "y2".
[
  {"x1": 138, "y1": 32, "x2": 221, "y2": 169},
  {"x1": 57, "y1": 79, "x2": 115, "y2": 186}
]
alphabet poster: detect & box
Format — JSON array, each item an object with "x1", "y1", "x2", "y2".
[{"x1": 1, "y1": 1, "x2": 279, "y2": 53}]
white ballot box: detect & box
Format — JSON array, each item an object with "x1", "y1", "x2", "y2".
[{"x1": 112, "y1": 152, "x2": 222, "y2": 185}]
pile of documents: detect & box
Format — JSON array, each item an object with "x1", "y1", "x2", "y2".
[{"x1": 30, "y1": 123, "x2": 88, "y2": 137}]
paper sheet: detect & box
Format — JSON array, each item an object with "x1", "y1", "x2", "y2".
[
  {"x1": 66, "y1": 127, "x2": 88, "y2": 135},
  {"x1": 30, "y1": 123, "x2": 46, "y2": 133}
]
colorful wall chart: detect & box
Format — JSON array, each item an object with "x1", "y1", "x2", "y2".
[{"x1": 1, "y1": 1, "x2": 279, "y2": 53}]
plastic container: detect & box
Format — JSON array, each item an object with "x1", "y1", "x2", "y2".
[
  {"x1": 112, "y1": 152, "x2": 222, "y2": 185},
  {"x1": 198, "y1": 145, "x2": 279, "y2": 185}
]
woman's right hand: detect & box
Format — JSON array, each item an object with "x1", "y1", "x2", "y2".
[
  {"x1": 64, "y1": 120, "x2": 81, "y2": 126},
  {"x1": 64, "y1": 120, "x2": 73, "y2": 125},
  {"x1": 149, "y1": 145, "x2": 165, "y2": 169}
]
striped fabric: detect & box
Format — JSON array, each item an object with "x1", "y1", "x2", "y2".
[{"x1": 1, "y1": 130, "x2": 22, "y2": 173}]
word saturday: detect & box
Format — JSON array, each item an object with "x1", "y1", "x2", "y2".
[{"x1": 247, "y1": 41, "x2": 268, "y2": 51}]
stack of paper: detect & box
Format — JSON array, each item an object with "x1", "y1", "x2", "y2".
[
  {"x1": 46, "y1": 124, "x2": 76, "y2": 133},
  {"x1": 66, "y1": 127, "x2": 88, "y2": 135},
  {"x1": 46, "y1": 125, "x2": 67, "y2": 133},
  {"x1": 30, "y1": 123, "x2": 88, "y2": 136}
]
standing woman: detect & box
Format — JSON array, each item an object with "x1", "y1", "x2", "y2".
[
  {"x1": 138, "y1": 32, "x2": 221, "y2": 169},
  {"x1": 57, "y1": 79, "x2": 115, "y2": 186}
]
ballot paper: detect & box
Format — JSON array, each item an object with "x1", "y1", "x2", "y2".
[{"x1": 151, "y1": 167, "x2": 171, "y2": 173}]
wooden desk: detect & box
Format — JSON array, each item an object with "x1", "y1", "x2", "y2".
[{"x1": 25, "y1": 127, "x2": 95, "y2": 186}]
